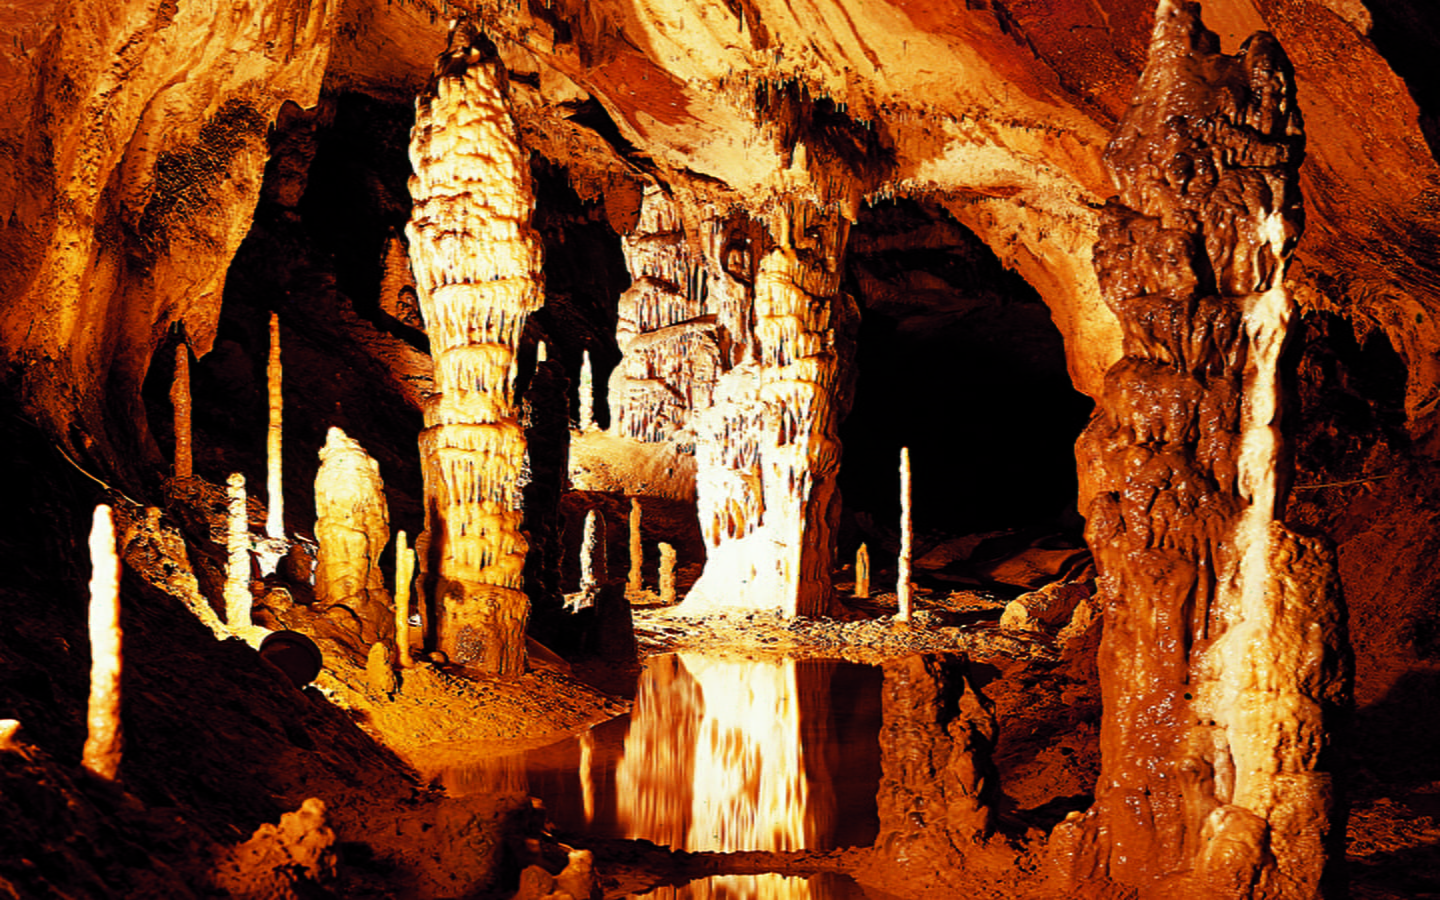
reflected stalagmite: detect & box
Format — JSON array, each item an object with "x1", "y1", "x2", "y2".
[
  {"x1": 314, "y1": 427, "x2": 393, "y2": 645},
  {"x1": 876, "y1": 654, "x2": 997, "y2": 860},
  {"x1": 1066, "y1": 3, "x2": 1349, "y2": 896},
  {"x1": 406, "y1": 20, "x2": 543, "y2": 674}
]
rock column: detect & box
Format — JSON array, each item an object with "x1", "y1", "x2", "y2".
[
  {"x1": 406, "y1": 21, "x2": 543, "y2": 674},
  {"x1": 314, "y1": 428, "x2": 393, "y2": 645},
  {"x1": 1068, "y1": 3, "x2": 1349, "y2": 896}
]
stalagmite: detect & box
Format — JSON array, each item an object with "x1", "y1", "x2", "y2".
[
  {"x1": 856, "y1": 543, "x2": 870, "y2": 599},
  {"x1": 225, "y1": 473, "x2": 252, "y2": 631},
  {"x1": 1065, "y1": 3, "x2": 1349, "y2": 896},
  {"x1": 579, "y1": 509, "x2": 605, "y2": 593},
  {"x1": 898, "y1": 448, "x2": 913, "y2": 622},
  {"x1": 170, "y1": 340, "x2": 191, "y2": 481},
  {"x1": 406, "y1": 20, "x2": 542, "y2": 674},
  {"x1": 659, "y1": 542, "x2": 677, "y2": 605},
  {"x1": 82, "y1": 504, "x2": 123, "y2": 781},
  {"x1": 685, "y1": 197, "x2": 858, "y2": 617},
  {"x1": 395, "y1": 530, "x2": 415, "y2": 668},
  {"x1": 314, "y1": 428, "x2": 393, "y2": 645},
  {"x1": 578, "y1": 350, "x2": 594, "y2": 432},
  {"x1": 266, "y1": 313, "x2": 284, "y2": 541},
  {"x1": 627, "y1": 498, "x2": 643, "y2": 594}
]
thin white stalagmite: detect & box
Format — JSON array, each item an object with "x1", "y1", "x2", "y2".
[
  {"x1": 856, "y1": 543, "x2": 870, "y2": 599},
  {"x1": 171, "y1": 341, "x2": 191, "y2": 480},
  {"x1": 395, "y1": 530, "x2": 415, "y2": 668},
  {"x1": 82, "y1": 504, "x2": 123, "y2": 781},
  {"x1": 225, "y1": 473, "x2": 252, "y2": 630},
  {"x1": 266, "y1": 313, "x2": 284, "y2": 541},
  {"x1": 627, "y1": 498, "x2": 643, "y2": 594},
  {"x1": 579, "y1": 350, "x2": 594, "y2": 431},
  {"x1": 898, "y1": 448, "x2": 913, "y2": 622},
  {"x1": 581, "y1": 509, "x2": 604, "y2": 592},
  {"x1": 659, "y1": 542, "x2": 677, "y2": 605}
]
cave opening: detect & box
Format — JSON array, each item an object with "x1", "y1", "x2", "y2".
[{"x1": 838, "y1": 198, "x2": 1095, "y2": 595}]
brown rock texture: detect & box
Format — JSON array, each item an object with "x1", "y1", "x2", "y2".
[{"x1": 1067, "y1": 3, "x2": 1350, "y2": 896}]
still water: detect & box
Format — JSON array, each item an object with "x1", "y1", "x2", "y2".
[{"x1": 442, "y1": 653, "x2": 885, "y2": 899}]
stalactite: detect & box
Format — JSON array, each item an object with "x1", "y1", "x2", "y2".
[
  {"x1": 406, "y1": 19, "x2": 543, "y2": 674},
  {"x1": 266, "y1": 312, "x2": 284, "y2": 541},
  {"x1": 898, "y1": 447, "x2": 913, "y2": 622},
  {"x1": 82, "y1": 504, "x2": 123, "y2": 781},
  {"x1": 395, "y1": 530, "x2": 415, "y2": 669},
  {"x1": 170, "y1": 340, "x2": 191, "y2": 481},
  {"x1": 1065, "y1": 3, "x2": 1349, "y2": 896},
  {"x1": 225, "y1": 473, "x2": 252, "y2": 631},
  {"x1": 856, "y1": 543, "x2": 870, "y2": 599},
  {"x1": 659, "y1": 542, "x2": 677, "y2": 605},
  {"x1": 627, "y1": 497, "x2": 643, "y2": 594}
]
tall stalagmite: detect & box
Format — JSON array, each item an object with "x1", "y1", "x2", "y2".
[
  {"x1": 1067, "y1": 3, "x2": 1349, "y2": 897},
  {"x1": 686, "y1": 195, "x2": 857, "y2": 617},
  {"x1": 406, "y1": 21, "x2": 543, "y2": 673}
]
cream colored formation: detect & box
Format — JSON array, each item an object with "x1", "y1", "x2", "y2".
[
  {"x1": 405, "y1": 22, "x2": 544, "y2": 674},
  {"x1": 314, "y1": 427, "x2": 394, "y2": 645},
  {"x1": 82, "y1": 505, "x2": 124, "y2": 781}
]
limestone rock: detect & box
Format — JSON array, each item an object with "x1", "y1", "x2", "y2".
[
  {"x1": 213, "y1": 798, "x2": 336, "y2": 900},
  {"x1": 1000, "y1": 581, "x2": 1091, "y2": 633}
]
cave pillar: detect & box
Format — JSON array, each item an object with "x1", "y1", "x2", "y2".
[
  {"x1": 1066, "y1": 3, "x2": 1349, "y2": 897},
  {"x1": 686, "y1": 198, "x2": 854, "y2": 617},
  {"x1": 405, "y1": 22, "x2": 542, "y2": 674}
]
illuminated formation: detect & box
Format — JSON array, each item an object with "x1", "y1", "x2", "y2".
[
  {"x1": 405, "y1": 20, "x2": 543, "y2": 674},
  {"x1": 1067, "y1": 3, "x2": 1349, "y2": 894},
  {"x1": 314, "y1": 427, "x2": 393, "y2": 645},
  {"x1": 607, "y1": 186, "x2": 726, "y2": 445},
  {"x1": 170, "y1": 340, "x2": 192, "y2": 481},
  {"x1": 224, "y1": 473, "x2": 252, "y2": 631},
  {"x1": 81, "y1": 505, "x2": 123, "y2": 782},
  {"x1": 266, "y1": 312, "x2": 283, "y2": 541},
  {"x1": 685, "y1": 195, "x2": 856, "y2": 618}
]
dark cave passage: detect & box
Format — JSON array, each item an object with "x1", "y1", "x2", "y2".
[{"x1": 837, "y1": 199, "x2": 1095, "y2": 585}]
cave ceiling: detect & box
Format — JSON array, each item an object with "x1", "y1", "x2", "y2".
[{"x1": 1, "y1": 0, "x2": 1439, "y2": 482}]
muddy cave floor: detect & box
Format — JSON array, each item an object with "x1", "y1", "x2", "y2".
[{"x1": 2, "y1": 461, "x2": 1439, "y2": 898}]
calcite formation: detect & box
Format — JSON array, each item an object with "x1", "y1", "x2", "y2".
[
  {"x1": 81, "y1": 505, "x2": 123, "y2": 782},
  {"x1": 224, "y1": 473, "x2": 252, "y2": 631},
  {"x1": 876, "y1": 653, "x2": 998, "y2": 858},
  {"x1": 685, "y1": 196, "x2": 858, "y2": 617},
  {"x1": 266, "y1": 313, "x2": 284, "y2": 541},
  {"x1": 898, "y1": 448, "x2": 913, "y2": 621},
  {"x1": 1068, "y1": 3, "x2": 1349, "y2": 896},
  {"x1": 406, "y1": 20, "x2": 542, "y2": 674},
  {"x1": 314, "y1": 427, "x2": 393, "y2": 646},
  {"x1": 170, "y1": 340, "x2": 192, "y2": 481}
]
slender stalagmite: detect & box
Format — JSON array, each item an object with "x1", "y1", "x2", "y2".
[
  {"x1": 579, "y1": 350, "x2": 594, "y2": 431},
  {"x1": 627, "y1": 498, "x2": 643, "y2": 594},
  {"x1": 82, "y1": 504, "x2": 123, "y2": 781},
  {"x1": 406, "y1": 20, "x2": 543, "y2": 674},
  {"x1": 856, "y1": 543, "x2": 870, "y2": 599},
  {"x1": 898, "y1": 448, "x2": 913, "y2": 621},
  {"x1": 659, "y1": 542, "x2": 676, "y2": 605},
  {"x1": 170, "y1": 340, "x2": 191, "y2": 480},
  {"x1": 225, "y1": 473, "x2": 251, "y2": 630},
  {"x1": 395, "y1": 530, "x2": 415, "y2": 668},
  {"x1": 1067, "y1": 3, "x2": 1348, "y2": 895},
  {"x1": 580, "y1": 509, "x2": 604, "y2": 592},
  {"x1": 266, "y1": 313, "x2": 283, "y2": 541}
]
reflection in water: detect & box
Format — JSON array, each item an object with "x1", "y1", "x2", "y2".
[
  {"x1": 435, "y1": 653, "x2": 882, "y2": 900},
  {"x1": 618, "y1": 653, "x2": 815, "y2": 853}
]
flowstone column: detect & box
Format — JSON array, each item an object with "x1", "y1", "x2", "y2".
[
  {"x1": 685, "y1": 196, "x2": 855, "y2": 618},
  {"x1": 406, "y1": 21, "x2": 543, "y2": 673},
  {"x1": 1066, "y1": 3, "x2": 1349, "y2": 897}
]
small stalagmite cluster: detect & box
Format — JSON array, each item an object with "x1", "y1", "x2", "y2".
[
  {"x1": 405, "y1": 20, "x2": 544, "y2": 673},
  {"x1": 1067, "y1": 2, "x2": 1349, "y2": 896}
]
